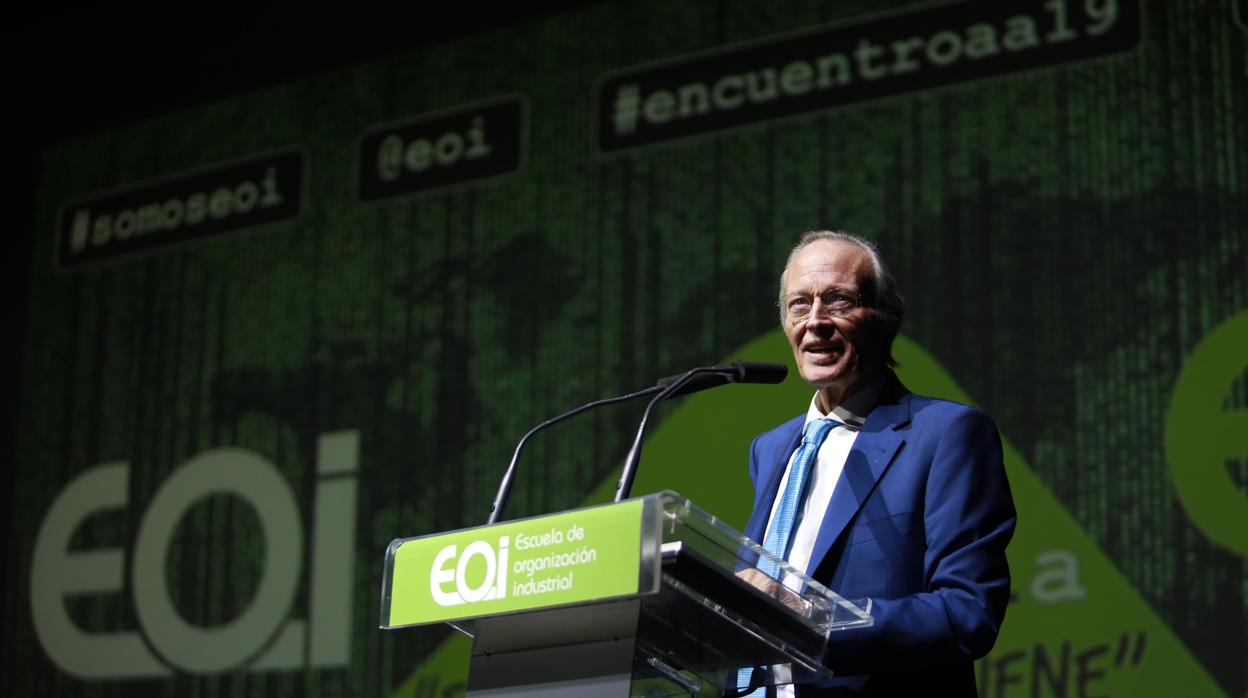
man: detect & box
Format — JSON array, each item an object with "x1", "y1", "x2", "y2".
[{"x1": 741, "y1": 231, "x2": 1015, "y2": 696}]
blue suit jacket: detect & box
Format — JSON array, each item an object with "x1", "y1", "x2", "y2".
[{"x1": 744, "y1": 376, "x2": 1015, "y2": 696}]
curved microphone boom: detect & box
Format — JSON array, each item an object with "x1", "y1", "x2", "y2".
[
  {"x1": 614, "y1": 361, "x2": 787, "y2": 502},
  {"x1": 489, "y1": 361, "x2": 788, "y2": 523},
  {"x1": 487, "y1": 384, "x2": 663, "y2": 524}
]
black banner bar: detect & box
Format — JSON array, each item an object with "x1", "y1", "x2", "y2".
[
  {"x1": 596, "y1": 0, "x2": 1141, "y2": 153},
  {"x1": 57, "y1": 149, "x2": 305, "y2": 269},
  {"x1": 358, "y1": 97, "x2": 526, "y2": 202}
]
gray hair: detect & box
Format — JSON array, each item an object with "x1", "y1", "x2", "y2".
[{"x1": 778, "y1": 230, "x2": 905, "y2": 365}]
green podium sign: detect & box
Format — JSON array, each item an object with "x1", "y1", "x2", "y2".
[
  {"x1": 382, "y1": 491, "x2": 874, "y2": 696},
  {"x1": 382, "y1": 499, "x2": 646, "y2": 627}
]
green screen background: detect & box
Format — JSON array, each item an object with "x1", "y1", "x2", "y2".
[{"x1": 6, "y1": 1, "x2": 1245, "y2": 696}]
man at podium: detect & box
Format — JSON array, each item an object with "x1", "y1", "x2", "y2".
[{"x1": 742, "y1": 231, "x2": 1016, "y2": 696}]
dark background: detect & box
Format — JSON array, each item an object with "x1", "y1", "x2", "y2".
[
  {"x1": 6, "y1": 0, "x2": 589, "y2": 681},
  {"x1": 8, "y1": 2, "x2": 1244, "y2": 696}
]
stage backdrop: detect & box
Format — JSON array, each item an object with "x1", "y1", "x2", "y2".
[{"x1": 7, "y1": 1, "x2": 1245, "y2": 696}]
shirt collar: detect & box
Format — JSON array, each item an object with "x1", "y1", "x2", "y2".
[{"x1": 802, "y1": 370, "x2": 889, "y2": 431}]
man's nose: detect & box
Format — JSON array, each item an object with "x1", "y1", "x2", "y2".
[
  {"x1": 804, "y1": 299, "x2": 837, "y2": 327},
  {"x1": 803, "y1": 306, "x2": 837, "y2": 332}
]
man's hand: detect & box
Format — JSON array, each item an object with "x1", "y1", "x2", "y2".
[{"x1": 736, "y1": 567, "x2": 811, "y2": 616}]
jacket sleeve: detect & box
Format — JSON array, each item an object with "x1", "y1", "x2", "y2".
[{"x1": 820, "y1": 407, "x2": 1016, "y2": 673}]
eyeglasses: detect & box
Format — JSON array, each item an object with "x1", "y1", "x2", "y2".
[{"x1": 780, "y1": 288, "x2": 862, "y2": 325}]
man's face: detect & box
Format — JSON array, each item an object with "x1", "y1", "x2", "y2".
[{"x1": 782, "y1": 240, "x2": 887, "y2": 407}]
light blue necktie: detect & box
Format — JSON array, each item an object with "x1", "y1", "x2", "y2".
[{"x1": 737, "y1": 418, "x2": 842, "y2": 696}]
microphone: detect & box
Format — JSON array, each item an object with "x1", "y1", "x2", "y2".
[
  {"x1": 487, "y1": 383, "x2": 662, "y2": 524},
  {"x1": 613, "y1": 362, "x2": 788, "y2": 502},
  {"x1": 656, "y1": 361, "x2": 788, "y2": 397},
  {"x1": 487, "y1": 361, "x2": 789, "y2": 524}
]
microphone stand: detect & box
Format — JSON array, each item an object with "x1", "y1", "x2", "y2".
[
  {"x1": 613, "y1": 366, "x2": 736, "y2": 502},
  {"x1": 487, "y1": 384, "x2": 662, "y2": 524}
]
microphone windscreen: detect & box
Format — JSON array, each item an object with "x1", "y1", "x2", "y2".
[{"x1": 728, "y1": 361, "x2": 788, "y2": 384}]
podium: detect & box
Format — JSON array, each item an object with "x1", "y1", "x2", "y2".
[{"x1": 381, "y1": 491, "x2": 873, "y2": 696}]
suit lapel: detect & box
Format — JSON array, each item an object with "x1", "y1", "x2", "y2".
[
  {"x1": 805, "y1": 391, "x2": 912, "y2": 575},
  {"x1": 743, "y1": 421, "x2": 803, "y2": 545}
]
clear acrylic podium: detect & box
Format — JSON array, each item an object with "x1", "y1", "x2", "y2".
[{"x1": 381, "y1": 491, "x2": 873, "y2": 696}]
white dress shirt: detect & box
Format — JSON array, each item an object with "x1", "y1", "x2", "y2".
[{"x1": 763, "y1": 374, "x2": 885, "y2": 697}]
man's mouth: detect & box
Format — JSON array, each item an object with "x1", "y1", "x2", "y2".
[{"x1": 803, "y1": 344, "x2": 843, "y2": 363}]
